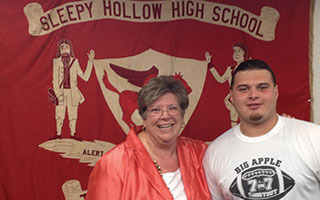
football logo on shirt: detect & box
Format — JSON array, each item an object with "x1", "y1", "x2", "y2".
[{"x1": 229, "y1": 165, "x2": 295, "y2": 199}]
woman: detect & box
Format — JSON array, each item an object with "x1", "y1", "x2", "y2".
[{"x1": 86, "y1": 75, "x2": 211, "y2": 199}]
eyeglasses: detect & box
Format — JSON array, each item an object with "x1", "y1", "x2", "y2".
[{"x1": 147, "y1": 105, "x2": 181, "y2": 118}]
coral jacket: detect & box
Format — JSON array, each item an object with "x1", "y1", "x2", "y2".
[{"x1": 86, "y1": 128, "x2": 211, "y2": 200}]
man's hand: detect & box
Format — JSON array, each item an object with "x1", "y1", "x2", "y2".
[
  {"x1": 58, "y1": 95, "x2": 64, "y2": 102},
  {"x1": 87, "y1": 50, "x2": 95, "y2": 62},
  {"x1": 205, "y1": 51, "x2": 213, "y2": 63},
  {"x1": 280, "y1": 113, "x2": 294, "y2": 119},
  {"x1": 225, "y1": 66, "x2": 232, "y2": 75}
]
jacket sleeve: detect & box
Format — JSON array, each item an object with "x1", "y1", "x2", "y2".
[
  {"x1": 86, "y1": 156, "x2": 123, "y2": 200},
  {"x1": 76, "y1": 59, "x2": 93, "y2": 82},
  {"x1": 52, "y1": 59, "x2": 62, "y2": 97}
]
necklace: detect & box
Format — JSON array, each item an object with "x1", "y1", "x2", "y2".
[
  {"x1": 144, "y1": 134, "x2": 162, "y2": 175},
  {"x1": 153, "y1": 156, "x2": 175, "y2": 199},
  {"x1": 153, "y1": 159, "x2": 162, "y2": 175},
  {"x1": 144, "y1": 134, "x2": 174, "y2": 198}
]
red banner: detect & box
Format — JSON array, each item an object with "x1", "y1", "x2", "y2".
[{"x1": 0, "y1": 0, "x2": 310, "y2": 199}]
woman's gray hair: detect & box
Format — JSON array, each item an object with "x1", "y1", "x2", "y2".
[{"x1": 137, "y1": 75, "x2": 189, "y2": 120}]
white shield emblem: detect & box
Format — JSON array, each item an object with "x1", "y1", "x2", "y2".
[{"x1": 94, "y1": 48, "x2": 207, "y2": 134}]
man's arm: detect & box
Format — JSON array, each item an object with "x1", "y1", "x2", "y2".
[
  {"x1": 52, "y1": 59, "x2": 63, "y2": 101},
  {"x1": 205, "y1": 51, "x2": 231, "y2": 84},
  {"x1": 78, "y1": 49, "x2": 95, "y2": 81},
  {"x1": 203, "y1": 148, "x2": 225, "y2": 200}
]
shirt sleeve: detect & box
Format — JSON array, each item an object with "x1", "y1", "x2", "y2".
[
  {"x1": 306, "y1": 128, "x2": 320, "y2": 181},
  {"x1": 295, "y1": 121, "x2": 320, "y2": 183},
  {"x1": 86, "y1": 156, "x2": 123, "y2": 200},
  {"x1": 203, "y1": 147, "x2": 225, "y2": 200},
  {"x1": 310, "y1": 132, "x2": 320, "y2": 181}
]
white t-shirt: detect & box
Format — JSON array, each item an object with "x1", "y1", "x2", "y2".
[
  {"x1": 162, "y1": 168, "x2": 187, "y2": 200},
  {"x1": 203, "y1": 116, "x2": 320, "y2": 199}
]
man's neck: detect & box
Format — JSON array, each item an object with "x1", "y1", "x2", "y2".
[{"x1": 240, "y1": 115, "x2": 279, "y2": 137}]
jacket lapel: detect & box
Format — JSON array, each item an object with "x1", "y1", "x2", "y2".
[{"x1": 127, "y1": 129, "x2": 173, "y2": 200}]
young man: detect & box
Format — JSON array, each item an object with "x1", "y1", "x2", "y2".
[{"x1": 203, "y1": 59, "x2": 320, "y2": 199}]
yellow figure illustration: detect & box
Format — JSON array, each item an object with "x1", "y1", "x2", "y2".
[{"x1": 205, "y1": 42, "x2": 248, "y2": 127}]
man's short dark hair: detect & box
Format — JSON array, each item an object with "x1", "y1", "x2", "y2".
[{"x1": 230, "y1": 59, "x2": 277, "y2": 90}]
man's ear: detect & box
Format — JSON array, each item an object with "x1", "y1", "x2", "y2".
[
  {"x1": 229, "y1": 90, "x2": 234, "y2": 104},
  {"x1": 275, "y1": 85, "x2": 279, "y2": 99}
]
